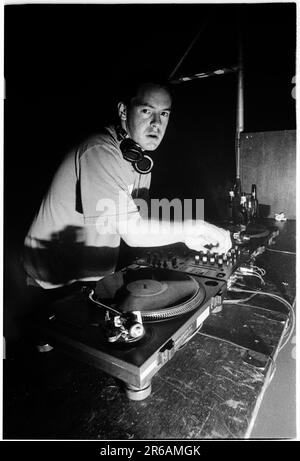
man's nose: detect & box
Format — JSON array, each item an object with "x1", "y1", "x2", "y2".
[{"x1": 150, "y1": 113, "x2": 161, "y2": 127}]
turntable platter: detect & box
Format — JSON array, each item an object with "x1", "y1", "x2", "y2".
[{"x1": 93, "y1": 268, "x2": 205, "y2": 320}]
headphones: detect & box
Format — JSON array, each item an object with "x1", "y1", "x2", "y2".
[{"x1": 116, "y1": 126, "x2": 154, "y2": 174}]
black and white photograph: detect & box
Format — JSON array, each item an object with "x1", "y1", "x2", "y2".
[{"x1": 2, "y1": 0, "x2": 297, "y2": 445}]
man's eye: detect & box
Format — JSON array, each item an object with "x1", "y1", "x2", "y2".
[
  {"x1": 141, "y1": 108, "x2": 151, "y2": 115},
  {"x1": 161, "y1": 111, "x2": 170, "y2": 118}
]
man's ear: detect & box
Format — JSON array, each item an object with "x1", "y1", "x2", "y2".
[{"x1": 118, "y1": 102, "x2": 127, "y2": 120}]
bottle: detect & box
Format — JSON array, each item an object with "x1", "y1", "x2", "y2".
[
  {"x1": 247, "y1": 195, "x2": 253, "y2": 223},
  {"x1": 228, "y1": 190, "x2": 235, "y2": 222},
  {"x1": 232, "y1": 177, "x2": 242, "y2": 225},
  {"x1": 251, "y1": 184, "x2": 259, "y2": 220},
  {"x1": 240, "y1": 193, "x2": 248, "y2": 227},
  {"x1": 233, "y1": 177, "x2": 242, "y2": 204}
]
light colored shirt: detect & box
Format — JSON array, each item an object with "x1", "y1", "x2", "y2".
[{"x1": 23, "y1": 126, "x2": 151, "y2": 288}]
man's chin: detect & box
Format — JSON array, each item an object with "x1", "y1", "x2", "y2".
[{"x1": 142, "y1": 139, "x2": 161, "y2": 151}]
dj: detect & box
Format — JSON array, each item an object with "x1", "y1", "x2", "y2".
[{"x1": 22, "y1": 78, "x2": 231, "y2": 299}]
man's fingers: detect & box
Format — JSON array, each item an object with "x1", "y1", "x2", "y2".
[{"x1": 185, "y1": 226, "x2": 232, "y2": 254}]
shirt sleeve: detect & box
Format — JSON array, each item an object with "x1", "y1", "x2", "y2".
[{"x1": 79, "y1": 144, "x2": 140, "y2": 226}]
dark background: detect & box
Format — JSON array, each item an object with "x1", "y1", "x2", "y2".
[
  {"x1": 4, "y1": 3, "x2": 296, "y2": 338},
  {"x1": 5, "y1": 2, "x2": 296, "y2": 227}
]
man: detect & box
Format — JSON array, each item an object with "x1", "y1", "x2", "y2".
[{"x1": 22, "y1": 78, "x2": 231, "y2": 292}]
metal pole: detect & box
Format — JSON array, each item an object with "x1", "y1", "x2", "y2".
[
  {"x1": 168, "y1": 10, "x2": 216, "y2": 80},
  {"x1": 235, "y1": 40, "x2": 244, "y2": 179}
]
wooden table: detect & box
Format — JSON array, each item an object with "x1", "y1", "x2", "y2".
[{"x1": 3, "y1": 220, "x2": 296, "y2": 440}]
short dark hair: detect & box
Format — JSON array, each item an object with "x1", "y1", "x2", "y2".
[{"x1": 118, "y1": 73, "x2": 172, "y2": 106}]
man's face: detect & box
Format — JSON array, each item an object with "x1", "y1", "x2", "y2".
[{"x1": 119, "y1": 83, "x2": 172, "y2": 151}]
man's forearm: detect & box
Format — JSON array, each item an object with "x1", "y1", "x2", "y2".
[{"x1": 118, "y1": 217, "x2": 190, "y2": 247}]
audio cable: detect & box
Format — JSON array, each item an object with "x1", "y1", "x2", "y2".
[{"x1": 227, "y1": 287, "x2": 295, "y2": 353}]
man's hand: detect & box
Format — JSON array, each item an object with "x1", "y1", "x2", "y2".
[{"x1": 183, "y1": 220, "x2": 232, "y2": 254}]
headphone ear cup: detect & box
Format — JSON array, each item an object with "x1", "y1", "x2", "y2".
[
  {"x1": 134, "y1": 155, "x2": 153, "y2": 174},
  {"x1": 120, "y1": 138, "x2": 144, "y2": 163}
]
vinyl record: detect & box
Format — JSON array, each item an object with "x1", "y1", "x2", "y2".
[
  {"x1": 93, "y1": 268, "x2": 205, "y2": 320},
  {"x1": 245, "y1": 223, "x2": 269, "y2": 238}
]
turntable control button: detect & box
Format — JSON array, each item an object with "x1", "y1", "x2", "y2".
[
  {"x1": 209, "y1": 254, "x2": 215, "y2": 264},
  {"x1": 218, "y1": 256, "x2": 223, "y2": 266},
  {"x1": 194, "y1": 254, "x2": 200, "y2": 264},
  {"x1": 202, "y1": 254, "x2": 208, "y2": 264}
]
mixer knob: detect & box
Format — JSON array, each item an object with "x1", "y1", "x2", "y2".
[
  {"x1": 209, "y1": 254, "x2": 215, "y2": 264},
  {"x1": 218, "y1": 256, "x2": 223, "y2": 266},
  {"x1": 202, "y1": 253, "x2": 208, "y2": 264},
  {"x1": 163, "y1": 260, "x2": 168, "y2": 269},
  {"x1": 157, "y1": 260, "x2": 162, "y2": 268},
  {"x1": 194, "y1": 254, "x2": 200, "y2": 265}
]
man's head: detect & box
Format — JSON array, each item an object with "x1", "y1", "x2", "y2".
[{"x1": 117, "y1": 80, "x2": 172, "y2": 151}]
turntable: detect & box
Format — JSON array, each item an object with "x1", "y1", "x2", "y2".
[{"x1": 31, "y1": 267, "x2": 226, "y2": 400}]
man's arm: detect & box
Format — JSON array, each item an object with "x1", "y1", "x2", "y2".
[
  {"x1": 79, "y1": 144, "x2": 231, "y2": 255},
  {"x1": 118, "y1": 215, "x2": 232, "y2": 254}
]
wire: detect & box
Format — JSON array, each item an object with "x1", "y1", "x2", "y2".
[
  {"x1": 197, "y1": 330, "x2": 277, "y2": 375},
  {"x1": 228, "y1": 287, "x2": 295, "y2": 353},
  {"x1": 229, "y1": 288, "x2": 293, "y2": 312},
  {"x1": 235, "y1": 271, "x2": 265, "y2": 285},
  {"x1": 198, "y1": 330, "x2": 249, "y2": 351},
  {"x1": 266, "y1": 248, "x2": 296, "y2": 255},
  {"x1": 251, "y1": 265, "x2": 266, "y2": 276},
  {"x1": 226, "y1": 301, "x2": 286, "y2": 315},
  {"x1": 223, "y1": 293, "x2": 258, "y2": 304}
]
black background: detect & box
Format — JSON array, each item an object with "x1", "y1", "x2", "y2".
[{"x1": 5, "y1": 3, "x2": 296, "y2": 234}]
